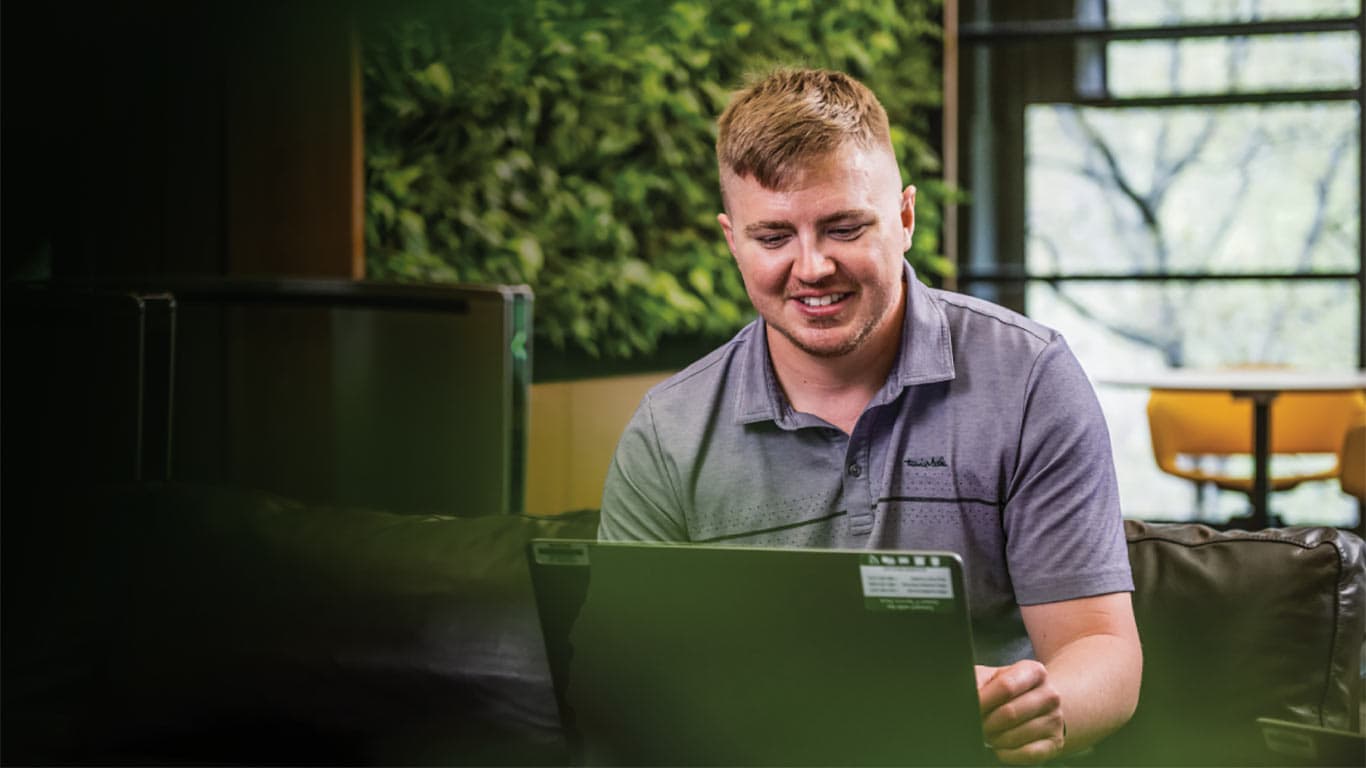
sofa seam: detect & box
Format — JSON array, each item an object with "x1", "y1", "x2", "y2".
[
  {"x1": 1126, "y1": 532, "x2": 1323, "y2": 552},
  {"x1": 1320, "y1": 537, "x2": 1347, "y2": 728}
]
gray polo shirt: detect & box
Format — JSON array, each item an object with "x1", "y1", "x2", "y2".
[{"x1": 599, "y1": 263, "x2": 1133, "y2": 665}]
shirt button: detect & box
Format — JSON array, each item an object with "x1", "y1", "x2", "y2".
[{"x1": 848, "y1": 463, "x2": 862, "y2": 478}]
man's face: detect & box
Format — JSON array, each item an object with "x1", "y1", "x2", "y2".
[{"x1": 718, "y1": 142, "x2": 915, "y2": 361}]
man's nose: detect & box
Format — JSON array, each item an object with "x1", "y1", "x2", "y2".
[{"x1": 791, "y1": 242, "x2": 837, "y2": 283}]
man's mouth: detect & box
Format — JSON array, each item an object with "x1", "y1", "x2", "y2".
[{"x1": 797, "y1": 293, "x2": 850, "y2": 308}]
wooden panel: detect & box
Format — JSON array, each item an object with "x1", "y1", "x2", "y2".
[
  {"x1": 5, "y1": 3, "x2": 362, "y2": 282},
  {"x1": 526, "y1": 372, "x2": 673, "y2": 516},
  {"x1": 225, "y1": 7, "x2": 363, "y2": 278},
  {"x1": 527, "y1": 383, "x2": 574, "y2": 516}
]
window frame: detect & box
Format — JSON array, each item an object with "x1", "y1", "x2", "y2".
[{"x1": 947, "y1": 0, "x2": 1365, "y2": 364}]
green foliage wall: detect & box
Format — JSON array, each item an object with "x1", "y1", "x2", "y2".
[{"x1": 363, "y1": 0, "x2": 947, "y2": 359}]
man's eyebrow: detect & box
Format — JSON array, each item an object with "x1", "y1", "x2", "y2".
[
  {"x1": 816, "y1": 208, "x2": 877, "y2": 227},
  {"x1": 742, "y1": 209, "x2": 877, "y2": 238},
  {"x1": 743, "y1": 220, "x2": 793, "y2": 237}
]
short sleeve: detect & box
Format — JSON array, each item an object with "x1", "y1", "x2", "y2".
[
  {"x1": 598, "y1": 395, "x2": 689, "y2": 542},
  {"x1": 1003, "y1": 336, "x2": 1133, "y2": 605}
]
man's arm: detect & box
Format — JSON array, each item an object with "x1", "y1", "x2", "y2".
[
  {"x1": 974, "y1": 331, "x2": 1138, "y2": 764},
  {"x1": 977, "y1": 592, "x2": 1142, "y2": 765}
]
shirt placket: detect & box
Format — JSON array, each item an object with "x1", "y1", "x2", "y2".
[{"x1": 843, "y1": 420, "x2": 876, "y2": 537}]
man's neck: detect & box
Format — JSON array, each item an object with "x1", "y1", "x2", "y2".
[{"x1": 766, "y1": 297, "x2": 906, "y2": 435}]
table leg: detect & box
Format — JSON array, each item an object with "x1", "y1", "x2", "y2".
[
  {"x1": 1233, "y1": 391, "x2": 1277, "y2": 530},
  {"x1": 1251, "y1": 397, "x2": 1272, "y2": 529}
]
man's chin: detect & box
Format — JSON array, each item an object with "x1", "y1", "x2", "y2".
[{"x1": 774, "y1": 324, "x2": 865, "y2": 359}]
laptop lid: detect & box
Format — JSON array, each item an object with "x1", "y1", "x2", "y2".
[{"x1": 527, "y1": 539, "x2": 988, "y2": 766}]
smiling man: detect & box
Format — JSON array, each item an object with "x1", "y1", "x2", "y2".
[{"x1": 598, "y1": 68, "x2": 1141, "y2": 764}]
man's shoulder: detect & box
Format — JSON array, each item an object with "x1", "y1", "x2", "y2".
[{"x1": 923, "y1": 286, "x2": 1061, "y2": 349}]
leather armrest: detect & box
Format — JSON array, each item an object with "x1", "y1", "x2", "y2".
[{"x1": 1085, "y1": 520, "x2": 1365, "y2": 766}]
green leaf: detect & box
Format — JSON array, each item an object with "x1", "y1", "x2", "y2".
[
  {"x1": 398, "y1": 210, "x2": 426, "y2": 238},
  {"x1": 620, "y1": 259, "x2": 652, "y2": 287},
  {"x1": 515, "y1": 235, "x2": 544, "y2": 278},
  {"x1": 688, "y1": 267, "x2": 714, "y2": 297},
  {"x1": 421, "y1": 62, "x2": 455, "y2": 97}
]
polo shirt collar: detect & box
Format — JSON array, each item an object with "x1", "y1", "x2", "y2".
[
  {"x1": 733, "y1": 261, "x2": 957, "y2": 426},
  {"x1": 734, "y1": 317, "x2": 786, "y2": 424},
  {"x1": 891, "y1": 261, "x2": 957, "y2": 390}
]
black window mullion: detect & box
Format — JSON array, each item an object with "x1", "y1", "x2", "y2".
[
  {"x1": 961, "y1": 16, "x2": 1363, "y2": 45},
  {"x1": 1059, "y1": 89, "x2": 1360, "y2": 109},
  {"x1": 959, "y1": 272, "x2": 1361, "y2": 284}
]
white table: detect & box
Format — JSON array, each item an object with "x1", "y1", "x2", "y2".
[{"x1": 1099, "y1": 369, "x2": 1366, "y2": 530}]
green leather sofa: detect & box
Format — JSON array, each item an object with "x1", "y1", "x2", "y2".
[{"x1": 2, "y1": 484, "x2": 1362, "y2": 766}]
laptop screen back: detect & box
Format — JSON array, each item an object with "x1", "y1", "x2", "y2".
[{"x1": 527, "y1": 540, "x2": 987, "y2": 766}]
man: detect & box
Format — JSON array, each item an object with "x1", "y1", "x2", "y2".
[{"x1": 599, "y1": 68, "x2": 1141, "y2": 765}]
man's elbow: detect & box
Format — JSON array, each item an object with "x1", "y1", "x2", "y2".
[
  {"x1": 1117, "y1": 637, "x2": 1143, "y2": 724},
  {"x1": 1095, "y1": 633, "x2": 1143, "y2": 741}
]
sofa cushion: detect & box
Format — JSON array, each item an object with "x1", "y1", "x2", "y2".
[{"x1": 1086, "y1": 520, "x2": 1365, "y2": 766}]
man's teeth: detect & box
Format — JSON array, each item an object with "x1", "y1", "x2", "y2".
[{"x1": 799, "y1": 293, "x2": 847, "y2": 307}]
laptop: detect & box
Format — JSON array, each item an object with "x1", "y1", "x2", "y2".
[
  {"x1": 1257, "y1": 717, "x2": 1366, "y2": 766},
  {"x1": 526, "y1": 539, "x2": 991, "y2": 766}
]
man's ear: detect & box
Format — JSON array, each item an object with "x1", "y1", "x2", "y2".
[
  {"x1": 900, "y1": 185, "x2": 917, "y2": 251},
  {"x1": 718, "y1": 212, "x2": 738, "y2": 257}
]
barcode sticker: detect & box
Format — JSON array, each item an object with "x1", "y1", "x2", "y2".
[
  {"x1": 532, "y1": 541, "x2": 590, "y2": 566},
  {"x1": 860, "y1": 565, "x2": 954, "y2": 599}
]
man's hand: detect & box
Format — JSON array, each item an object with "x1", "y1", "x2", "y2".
[
  {"x1": 974, "y1": 593, "x2": 1142, "y2": 764},
  {"x1": 976, "y1": 661, "x2": 1065, "y2": 765}
]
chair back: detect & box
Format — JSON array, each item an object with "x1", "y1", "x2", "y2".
[
  {"x1": 1271, "y1": 391, "x2": 1366, "y2": 454},
  {"x1": 1147, "y1": 391, "x2": 1250, "y2": 468},
  {"x1": 1148, "y1": 389, "x2": 1366, "y2": 467},
  {"x1": 1342, "y1": 425, "x2": 1366, "y2": 502}
]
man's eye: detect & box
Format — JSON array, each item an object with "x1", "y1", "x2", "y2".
[
  {"x1": 756, "y1": 234, "x2": 790, "y2": 248},
  {"x1": 828, "y1": 225, "x2": 867, "y2": 240}
]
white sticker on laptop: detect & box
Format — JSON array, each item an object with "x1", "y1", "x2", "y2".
[
  {"x1": 532, "y1": 541, "x2": 590, "y2": 566},
  {"x1": 860, "y1": 554, "x2": 954, "y2": 612}
]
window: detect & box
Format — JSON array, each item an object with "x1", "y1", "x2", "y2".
[{"x1": 953, "y1": 0, "x2": 1363, "y2": 525}]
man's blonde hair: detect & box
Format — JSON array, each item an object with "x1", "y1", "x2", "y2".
[{"x1": 716, "y1": 67, "x2": 894, "y2": 193}]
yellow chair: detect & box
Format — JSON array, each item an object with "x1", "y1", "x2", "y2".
[
  {"x1": 1147, "y1": 389, "x2": 1366, "y2": 495},
  {"x1": 1341, "y1": 425, "x2": 1366, "y2": 503}
]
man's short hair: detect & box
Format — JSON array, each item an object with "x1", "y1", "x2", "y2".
[{"x1": 716, "y1": 67, "x2": 894, "y2": 193}]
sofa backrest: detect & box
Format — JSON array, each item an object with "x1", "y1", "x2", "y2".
[{"x1": 1085, "y1": 520, "x2": 1366, "y2": 766}]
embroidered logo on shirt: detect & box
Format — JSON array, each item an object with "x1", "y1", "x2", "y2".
[{"x1": 904, "y1": 455, "x2": 948, "y2": 468}]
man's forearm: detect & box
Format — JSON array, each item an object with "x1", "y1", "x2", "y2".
[
  {"x1": 1043, "y1": 631, "x2": 1143, "y2": 755},
  {"x1": 1016, "y1": 592, "x2": 1143, "y2": 759}
]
